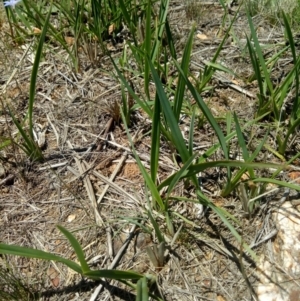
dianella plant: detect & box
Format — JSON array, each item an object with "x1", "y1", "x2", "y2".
[
  {"x1": 3, "y1": 0, "x2": 53, "y2": 162},
  {"x1": 246, "y1": 10, "x2": 300, "y2": 157},
  {"x1": 113, "y1": 0, "x2": 292, "y2": 259},
  {"x1": 0, "y1": 225, "x2": 156, "y2": 300}
]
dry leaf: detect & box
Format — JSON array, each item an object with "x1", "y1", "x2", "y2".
[
  {"x1": 216, "y1": 295, "x2": 226, "y2": 301},
  {"x1": 231, "y1": 79, "x2": 240, "y2": 85},
  {"x1": 108, "y1": 23, "x2": 115, "y2": 35},
  {"x1": 241, "y1": 172, "x2": 250, "y2": 181},
  {"x1": 47, "y1": 267, "x2": 58, "y2": 278},
  {"x1": 67, "y1": 214, "x2": 76, "y2": 222},
  {"x1": 248, "y1": 180, "x2": 257, "y2": 190},
  {"x1": 292, "y1": 159, "x2": 300, "y2": 166},
  {"x1": 47, "y1": 266, "x2": 60, "y2": 287},
  {"x1": 214, "y1": 198, "x2": 225, "y2": 207},
  {"x1": 188, "y1": 76, "x2": 196, "y2": 85},
  {"x1": 265, "y1": 183, "x2": 278, "y2": 191},
  {"x1": 64, "y1": 36, "x2": 75, "y2": 46},
  {"x1": 32, "y1": 27, "x2": 41, "y2": 35},
  {"x1": 196, "y1": 33, "x2": 208, "y2": 40},
  {"x1": 288, "y1": 171, "x2": 300, "y2": 184},
  {"x1": 51, "y1": 277, "x2": 60, "y2": 287},
  {"x1": 106, "y1": 43, "x2": 117, "y2": 52},
  {"x1": 202, "y1": 278, "x2": 211, "y2": 288}
]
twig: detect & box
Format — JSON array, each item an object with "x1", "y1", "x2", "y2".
[
  {"x1": 89, "y1": 224, "x2": 137, "y2": 301},
  {"x1": 75, "y1": 158, "x2": 104, "y2": 226},
  {"x1": 0, "y1": 174, "x2": 14, "y2": 186},
  {"x1": 97, "y1": 151, "x2": 128, "y2": 205},
  {"x1": 106, "y1": 227, "x2": 114, "y2": 260},
  {"x1": 47, "y1": 113, "x2": 60, "y2": 148},
  {"x1": 91, "y1": 168, "x2": 141, "y2": 206}
]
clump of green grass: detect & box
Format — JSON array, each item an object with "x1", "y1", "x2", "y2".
[
  {"x1": 0, "y1": 225, "x2": 155, "y2": 300},
  {"x1": 247, "y1": 0, "x2": 298, "y2": 17},
  {"x1": 0, "y1": 262, "x2": 39, "y2": 301},
  {"x1": 4, "y1": 0, "x2": 51, "y2": 162},
  {"x1": 185, "y1": 0, "x2": 203, "y2": 22},
  {"x1": 246, "y1": 10, "x2": 300, "y2": 157}
]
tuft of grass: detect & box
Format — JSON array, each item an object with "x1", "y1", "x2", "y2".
[
  {"x1": 0, "y1": 225, "x2": 155, "y2": 299},
  {"x1": 246, "y1": 0, "x2": 298, "y2": 19},
  {"x1": 0, "y1": 262, "x2": 39, "y2": 301},
  {"x1": 185, "y1": 0, "x2": 203, "y2": 22},
  {"x1": 116, "y1": 10, "x2": 289, "y2": 260},
  {"x1": 246, "y1": 9, "x2": 300, "y2": 157},
  {"x1": 6, "y1": 0, "x2": 54, "y2": 162}
]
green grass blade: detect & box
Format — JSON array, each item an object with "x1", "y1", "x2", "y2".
[
  {"x1": 246, "y1": 9, "x2": 273, "y2": 95},
  {"x1": 53, "y1": 1, "x2": 75, "y2": 24},
  {"x1": 279, "y1": 117, "x2": 300, "y2": 155},
  {"x1": 57, "y1": 225, "x2": 90, "y2": 273},
  {"x1": 136, "y1": 278, "x2": 143, "y2": 301},
  {"x1": 111, "y1": 58, "x2": 153, "y2": 118},
  {"x1": 117, "y1": 0, "x2": 132, "y2": 29},
  {"x1": 195, "y1": 191, "x2": 256, "y2": 259},
  {"x1": 282, "y1": 12, "x2": 299, "y2": 122},
  {"x1": 144, "y1": 0, "x2": 152, "y2": 99},
  {"x1": 22, "y1": 0, "x2": 74, "y2": 62},
  {"x1": 165, "y1": 18, "x2": 176, "y2": 59},
  {"x1": 84, "y1": 269, "x2": 143, "y2": 280},
  {"x1": 8, "y1": 106, "x2": 42, "y2": 160},
  {"x1": 0, "y1": 137, "x2": 11, "y2": 150},
  {"x1": 118, "y1": 0, "x2": 137, "y2": 45},
  {"x1": 197, "y1": 112, "x2": 269, "y2": 163},
  {"x1": 151, "y1": 0, "x2": 170, "y2": 62},
  {"x1": 252, "y1": 178, "x2": 300, "y2": 191},
  {"x1": 147, "y1": 210, "x2": 165, "y2": 243},
  {"x1": 121, "y1": 110, "x2": 165, "y2": 210},
  {"x1": 226, "y1": 112, "x2": 232, "y2": 138},
  {"x1": 141, "y1": 277, "x2": 149, "y2": 301},
  {"x1": 211, "y1": 5, "x2": 237, "y2": 63},
  {"x1": 198, "y1": 1, "x2": 241, "y2": 91},
  {"x1": 174, "y1": 60, "x2": 229, "y2": 160},
  {"x1": 218, "y1": 0, "x2": 226, "y2": 9},
  {"x1": 204, "y1": 61, "x2": 238, "y2": 77},
  {"x1": 165, "y1": 210, "x2": 174, "y2": 236},
  {"x1": 14, "y1": 4, "x2": 32, "y2": 31},
  {"x1": 158, "y1": 160, "x2": 281, "y2": 190},
  {"x1": 148, "y1": 58, "x2": 190, "y2": 162},
  {"x1": 0, "y1": 243, "x2": 82, "y2": 274},
  {"x1": 207, "y1": 201, "x2": 256, "y2": 259},
  {"x1": 173, "y1": 24, "x2": 195, "y2": 121},
  {"x1": 28, "y1": 2, "x2": 52, "y2": 140},
  {"x1": 91, "y1": 0, "x2": 103, "y2": 41},
  {"x1": 166, "y1": 153, "x2": 197, "y2": 200},
  {"x1": 189, "y1": 108, "x2": 196, "y2": 156},
  {"x1": 234, "y1": 113, "x2": 249, "y2": 160},
  {"x1": 273, "y1": 55, "x2": 300, "y2": 105},
  {"x1": 222, "y1": 130, "x2": 269, "y2": 196},
  {"x1": 150, "y1": 93, "x2": 161, "y2": 183},
  {"x1": 246, "y1": 37, "x2": 265, "y2": 106},
  {"x1": 233, "y1": 112, "x2": 254, "y2": 181},
  {"x1": 188, "y1": 161, "x2": 279, "y2": 177}
]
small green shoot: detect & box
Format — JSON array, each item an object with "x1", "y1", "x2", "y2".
[
  {"x1": 8, "y1": 1, "x2": 54, "y2": 162},
  {"x1": 0, "y1": 225, "x2": 146, "y2": 283}
]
